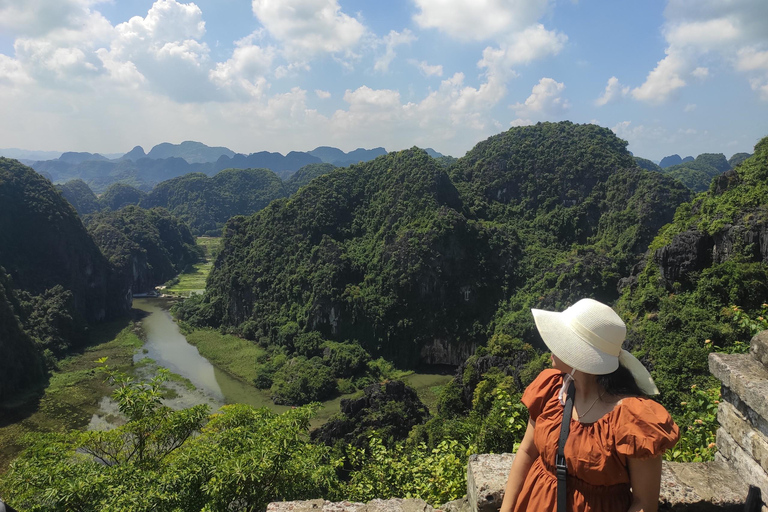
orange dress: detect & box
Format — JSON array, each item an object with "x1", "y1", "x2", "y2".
[{"x1": 513, "y1": 369, "x2": 680, "y2": 512}]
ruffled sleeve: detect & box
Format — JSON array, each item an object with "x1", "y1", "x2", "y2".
[
  {"x1": 613, "y1": 397, "x2": 680, "y2": 459},
  {"x1": 522, "y1": 368, "x2": 563, "y2": 421}
]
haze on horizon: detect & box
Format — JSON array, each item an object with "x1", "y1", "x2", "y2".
[{"x1": 0, "y1": 0, "x2": 767, "y2": 161}]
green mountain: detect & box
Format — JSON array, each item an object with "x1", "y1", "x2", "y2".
[
  {"x1": 140, "y1": 168, "x2": 287, "y2": 236},
  {"x1": 84, "y1": 206, "x2": 202, "y2": 294},
  {"x1": 0, "y1": 158, "x2": 131, "y2": 399},
  {"x1": 284, "y1": 163, "x2": 337, "y2": 195},
  {"x1": 57, "y1": 179, "x2": 100, "y2": 215},
  {"x1": 662, "y1": 153, "x2": 731, "y2": 192},
  {"x1": 182, "y1": 122, "x2": 691, "y2": 366},
  {"x1": 146, "y1": 141, "x2": 235, "y2": 163},
  {"x1": 617, "y1": 136, "x2": 768, "y2": 408},
  {"x1": 0, "y1": 158, "x2": 129, "y2": 322},
  {"x1": 99, "y1": 182, "x2": 147, "y2": 211}
]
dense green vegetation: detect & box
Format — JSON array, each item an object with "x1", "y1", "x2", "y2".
[
  {"x1": 0, "y1": 158, "x2": 131, "y2": 399},
  {"x1": 661, "y1": 153, "x2": 731, "y2": 192},
  {"x1": 56, "y1": 179, "x2": 100, "y2": 215},
  {"x1": 617, "y1": 137, "x2": 768, "y2": 410},
  {"x1": 84, "y1": 206, "x2": 202, "y2": 294},
  {"x1": 283, "y1": 162, "x2": 337, "y2": 195},
  {"x1": 140, "y1": 168, "x2": 287, "y2": 235},
  {"x1": 99, "y1": 182, "x2": 147, "y2": 211}
]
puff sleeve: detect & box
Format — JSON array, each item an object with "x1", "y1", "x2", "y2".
[
  {"x1": 521, "y1": 368, "x2": 563, "y2": 422},
  {"x1": 613, "y1": 397, "x2": 680, "y2": 459}
]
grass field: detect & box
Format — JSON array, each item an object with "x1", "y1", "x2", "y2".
[
  {"x1": 0, "y1": 320, "x2": 141, "y2": 471},
  {"x1": 183, "y1": 328, "x2": 266, "y2": 384},
  {"x1": 163, "y1": 237, "x2": 220, "y2": 297}
]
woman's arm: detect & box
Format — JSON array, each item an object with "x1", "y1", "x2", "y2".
[
  {"x1": 627, "y1": 455, "x2": 663, "y2": 512},
  {"x1": 499, "y1": 419, "x2": 538, "y2": 512}
]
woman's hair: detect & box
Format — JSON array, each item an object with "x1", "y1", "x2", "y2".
[{"x1": 597, "y1": 363, "x2": 646, "y2": 398}]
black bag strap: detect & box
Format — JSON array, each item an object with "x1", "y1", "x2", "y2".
[{"x1": 557, "y1": 381, "x2": 575, "y2": 512}]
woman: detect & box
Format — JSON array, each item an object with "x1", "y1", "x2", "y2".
[{"x1": 499, "y1": 298, "x2": 679, "y2": 512}]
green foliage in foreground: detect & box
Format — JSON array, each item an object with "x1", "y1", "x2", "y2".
[
  {"x1": 0, "y1": 368, "x2": 479, "y2": 510},
  {"x1": 0, "y1": 368, "x2": 342, "y2": 512}
]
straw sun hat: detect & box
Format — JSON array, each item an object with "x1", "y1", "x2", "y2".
[{"x1": 531, "y1": 298, "x2": 659, "y2": 395}]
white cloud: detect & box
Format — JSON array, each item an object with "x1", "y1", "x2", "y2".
[
  {"x1": 97, "y1": 0, "x2": 218, "y2": 102},
  {"x1": 510, "y1": 118, "x2": 533, "y2": 127},
  {"x1": 0, "y1": 0, "x2": 106, "y2": 37},
  {"x1": 412, "y1": 60, "x2": 443, "y2": 77},
  {"x1": 209, "y1": 35, "x2": 275, "y2": 98},
  {"x1": 315, "y1": 89, "x2": 331, "y2": 99},
  {"x1": 251, "y1": 0, "x2": 366, "y2": 60},
  {"x1": 737, "y1": 47, "x2": 768, "y2": 72},
  {"x1": 0, "y1": 53, "x2": 32, "y2": 86},
  {"x1": 511, "y1": 77, "x2": 569, "y2": 118},
  {"x1": 595, "y1": 76, "x2": 628, "y2": 106},
  {"x1": 684, "y1": 103, "x2": 696, "y2": 112},
  {"x1": 374, "y1": 29, "x2": 416, "y2": 73},
  {"x1": 478, "y1": 24, "x2": 566, "y2": 83},
  {"x1": 633, "y1": 0, "x2": 768, "y2": 103},
  {"x1": 631, "y1": 52, "x2": 687, "y2": 104},
  {"x1": 691, "y1": 67, "x2": 709, "y2": 79},
  {"x1": 413, "y1": 0, "x2": 549, "y2": 41}
]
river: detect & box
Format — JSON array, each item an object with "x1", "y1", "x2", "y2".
[{"x1": 90, "y1": 298, "x2": 453, "y2": 428}]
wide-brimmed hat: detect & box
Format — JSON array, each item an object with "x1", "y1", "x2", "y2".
[{"x1": 531, "y1": 298, "x2": 659, "y2": 395}]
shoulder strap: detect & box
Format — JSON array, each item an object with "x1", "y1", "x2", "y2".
[{"x1": 557, "y1": 381, "x2": 575, "y2": 512}]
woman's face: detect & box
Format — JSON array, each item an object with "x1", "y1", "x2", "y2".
[{"x1": 551, "y1": 353, "x2": 573, "y2": 374}]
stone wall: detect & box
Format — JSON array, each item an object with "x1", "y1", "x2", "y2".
[{"x1": 269, "y1": 332, "x2": 768, "y2": 512}]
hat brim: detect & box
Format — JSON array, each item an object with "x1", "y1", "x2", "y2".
[{"x1": 532, "y1": 308, "x2": 619, "y2": 375}]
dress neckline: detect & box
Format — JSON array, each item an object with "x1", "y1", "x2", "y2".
[{"x1": 572, "y1": 397, "x2": 631, "y2": 425}]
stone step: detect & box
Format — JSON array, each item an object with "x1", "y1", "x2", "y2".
[
  {"x1": 710, "y1": 352, "x2": 768, "y2": 423},
  {"x1": 661, "y1": 460, "x2": 746, "y2": 511}
]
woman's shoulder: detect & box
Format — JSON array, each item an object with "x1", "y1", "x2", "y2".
[
  {"x1": 611, "y1": 396, "x2": 680, "y2": 458},
  {"x1": 526, "y1": 368, "x2": 563, "y2": 395},
  {"x1": 522, "y1": 368, "x2": 563, "y2": 418}
]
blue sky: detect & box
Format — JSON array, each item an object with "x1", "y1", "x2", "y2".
[{"x1": 0, "y1": 0, "x2": 766, "y2": 162}]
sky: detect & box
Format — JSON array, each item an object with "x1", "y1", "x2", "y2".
[{"x1": 0, "y1": 0, "x2": 767, "y2": 162}]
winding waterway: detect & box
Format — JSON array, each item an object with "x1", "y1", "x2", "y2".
[{"x1": 90, "y1": 298, "x2": 452, "y2": 428}]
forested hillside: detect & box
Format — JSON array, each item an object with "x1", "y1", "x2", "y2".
[
  {"x1": 56, "y1": 179, "x2": 100, "y2": 215},
  {"x1": 140, "y1": 168, "x2": 287, "y2": 235},
  {"x1": 84, "y1": 206, "x2": 202, "y2": 294},
  {"x1": 661, "y1": 153, "x2": 732, "y2": 192},
  {"x1": 618, "y1": 136, "x2": 768, "y2": 408},
  {"x1": 0, "y1": 158, "x2": 131, "y2": 399},
  {"x1": 180, "y1": 122, "x2": 691, "y2": 368}
]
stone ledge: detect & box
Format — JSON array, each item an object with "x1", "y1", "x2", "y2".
[
  {"x1": 466, "y1": 454, "x2": 747, "y2": 512},
  {"x1": 716, "y1": 428, "x2": 768, "y2": 503},
  {"x1": 467, "y1": 453, "x2": 515, "y2": 512},
  {"x1": 718, "y1": 400, "x2": 768, "y2": 474},
  {"x1": 752, "y1": 331, "x2": 768, "y2": 369},
  {"x1": 266, "y1": 499, "x2": 435, "y2": 512},
  {"x1": 709, "y1": 352, "x2": 768, "y2": 421},
  {"x1": 661, "y1": 460, "x2": 746, "y2": 511}
]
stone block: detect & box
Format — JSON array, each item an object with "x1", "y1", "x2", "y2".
[
  {"x1": 751, "y1": 331, "x2": 768, "y2": 369},
  {"x1": 466, "y1": 453, "x2": 515, "y2": 512},
  {"x1": 266, "y1": 500, "x2": 435, "y2": 512},
  {"x1": 660, "y1": 460, "x2": 746, "y2": 511},
  {"x1": 709, "y1": 353, "x2": 768, "y2": 422},
  {"x1": 718, "y1": 400, "x2": 768, "y2": 474},
  {"x1": 716, "y1": 428, "x2": 768, "y2": 502}
]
